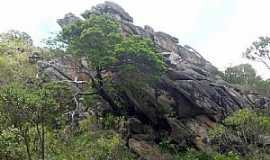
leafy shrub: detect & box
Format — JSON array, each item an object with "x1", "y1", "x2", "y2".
[
  {"x1": 208, "y1": 109, "x2": 270, "y2": 158},
  {"x1": 48, "y1": 117, "x2": 136, "y2": 160},
  {"x1": 0, "y1": 129, "x2": 26, "y2": 160},
  {"x1": 174, "y1": 149, "x2": 211, "y2": 160},
  {"x1": 212, "y1": 152, "x2": 240, "y2": 160},
  {"x1": 101, "y1": 113, "x2": 126, "y2": 130}
]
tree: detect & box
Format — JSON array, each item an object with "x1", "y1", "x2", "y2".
[
  {"x1": 0, "y1": 82, "x2": 70, "y2": 160},
  {"x1": 0, "y1": 30, "x2": 33, "y2": 54},
  {"x1": 59, "y1": 15, "x2": 166, "y2": 115},
  {"x1": 223, "y1": 64, "x2": 270, "y2": 96},
  {"x1": 0, "y1": 83, "x2": 38, "y2": 160},
  {"x1": 224, "y1": 64, "x2": 260, "y2": 86},
  {"x1": 244, "y1": 36, "x2": 270, "y2": 70},
  {"x1": 0, "y1": 30, "x2": 33, "y2": 45},
  {"x1": 0, "y1": 30, "x2": 37, "y2": 85}
]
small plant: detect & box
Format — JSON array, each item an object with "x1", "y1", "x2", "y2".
[
  {"x1": 208, "y1": 124, "x2": 226, "y2": 140},
  {"x1": 159, "y1": 138, "x2": 176, "y2": 153},
  {"x1": 213, "y1": 152, "x2": 240, "y2": 160},
  {"x1": 100, "y1": 113, "x2": 126, "y2": 130},
  {"x1": 174, "y1": 149, "x2": 211, "y2": 160}
]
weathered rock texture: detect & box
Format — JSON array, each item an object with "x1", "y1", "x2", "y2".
[{"x1": 39, "y1": 1, "x2": 270, "y2": 159}]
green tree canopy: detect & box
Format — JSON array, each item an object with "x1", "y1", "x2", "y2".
[
  {"x1": 58, "y1": 15, "x2": 166, "y2": 114},
  {"x1": 224, "y1": 64, "x2": 260, "y2": 85},
  {"x1": 60, "y1": 15, "x2": 165, "y2": 76},
  {"x1": 0, "y1": 30, "x2": 33, "y2": 54}
]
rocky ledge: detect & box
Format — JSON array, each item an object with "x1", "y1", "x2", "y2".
[{"x1": 38, "y1": 2, "x2": 270, "y2": 160}]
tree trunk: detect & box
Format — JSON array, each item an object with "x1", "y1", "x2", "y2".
[
  {"x1": 35, "y1": 123, "x2": 42, "y2": 157},
  {"x1": 22, "y1": 129, "x2": 32, "y2": 160},
  {"x1": 95, "y1": 67, "x2": 121, "y2": 115},
  {"x1": 98, "y1": 87, "x2": 121, "y2": 115},
  {"x1": 41, "y1": 121, "x2": 45, "y2": 160},
  {"x1": 41, "y1": 94, "x2": 46, "y2": 160}
]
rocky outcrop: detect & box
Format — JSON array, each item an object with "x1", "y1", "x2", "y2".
[
  {"x1": 129, "y1": 139, "x2": 168, "y2": 160},
  {"x1": 57, "y1": 13, "x2": 81, "y2": 28},
  {"x1": 39, "y1": 2, "x2": 270, "y2": 159},
  {"x1": 81, "y1": 1, "x2": 133, "y2": 22}
]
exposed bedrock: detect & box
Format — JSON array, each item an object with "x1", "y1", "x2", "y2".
[{"x1": 38, "y1": 2, "x2": 270, "y2": 159}]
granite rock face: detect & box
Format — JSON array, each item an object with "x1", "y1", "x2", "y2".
[
  {"x1": 57, "y1": 13, "x2": 81, "y2": 28},
  {"x1": 81, "y1": 1, "x2": 133, "y2": 22},
  {"x1": 39, "y1": 2, "x2": 270, "y2": 159}
]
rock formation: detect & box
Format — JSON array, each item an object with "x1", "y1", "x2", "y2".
[{"x1": 39, "y1": 1, "x2": 270, "y2": 159}]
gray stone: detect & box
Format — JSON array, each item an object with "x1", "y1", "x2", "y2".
[
  {"x1": 48, "y1": 2, "x2": 270, "y2": 159},
  {"x1": 82, "y1": 1, "x2": 133, "y2": 22},
  {"x1": 128, "y1": 139, "x2": 167, "y2": 160},
  {"x1": 57, "y1": 13, "x2": 81, "y2": 28}
]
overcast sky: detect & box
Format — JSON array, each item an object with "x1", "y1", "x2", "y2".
[{"x1": 1, "y1": 0, "x2": 270, "y2": 78}]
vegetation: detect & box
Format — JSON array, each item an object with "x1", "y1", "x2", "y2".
[
  {"x1": 174, "y1": 149, "x2": 240, "y2": 160},
  {"x1": 223, "y1": 64, "x2": 259, "y2": 86},
  {"x1": 57, "y1": 15, "x2": 165, "y2": 115},
  {"x1": 244, "y1": 36, "x2": 270, "y2": 70},
  {"x1": 0, "y1": 29, "x2": 137, "y2": 159},
  {"x1": 208, "y1": 109, "x2": 270, "y2": 160},
  {"x1": 223, "y1": 63, "x2": 270, "y2": 95},
  {"x1": 164, "y1": 109, "x2": 270, "y2": 160},
  {"x1": 0, "y1": 14, "x2": 166, "y2": 159},
  {"x1": 0, "y1": 11, "x2": 269, "y2": 160}
]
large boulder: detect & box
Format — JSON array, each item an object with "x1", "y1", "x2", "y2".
[
  {"x1": 39, "y1": 2, "x2": 270, "y2": 159},
  {"x1": 81, "y1": 1, "x2": 133, "y2": 22},
  {"x1": 57, "y1": 13, "x2": 81, "y2": 28},
  {"x1": 129, "y1": 139, "x2": 168, "y2": 160}
]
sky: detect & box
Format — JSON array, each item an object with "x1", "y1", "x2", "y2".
[{"x1": 0, "y1": 0, "x2": 270, "y2": 78}]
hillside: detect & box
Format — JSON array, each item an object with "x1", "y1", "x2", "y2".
[{"x1": 0, "y1": 1, "x2": 270, "y2": 160}]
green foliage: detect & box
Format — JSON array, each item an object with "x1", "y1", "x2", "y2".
[
  {"x1": 114, "y1": 36, "x2": 166, "y2": 86},
  {"x1": 224, "y1": 109, "x2": 270, "y2": 132},
  {"x1": 42, "y1": 82, "x2": 74, "y2": 113},
  {"x1": 0, "y1": 15, "x2": 166, "y2": 159},
  {"x1": 60, "y1": 15, "x2": 122, "y2": 68},
  {"x1": 0, "y1": 30, "x2": 33, "y2": 54},
  {"x1": 0, "y1": 82, "x2": 72, "y2": 159},
  {"x1": 223, "y1": 64, "x2": 270, "y2": 96},
  {"x1": 0, "y1": 31, "x2": 38, "y2": 84},
  {"x1": 60, "y1": 15, "x2": 165, "y2": 86},
  {"x1": 212, "y1": 152, "x2": 240, "y2": 160},
  {"x1": 0, "y1": 53, "x2": 36, "y2": 83},
  {"x1": 0, "y1": 80, "x2": 133, "y2": 159},
  {"x1": 174, "y1": 149, "x2": 210, "y2": 160},
  {"x1": 0, "y1": 83, "x2": 35, "y2": 127},
  {"x1": 58, "y1": 14, "x2": 166, "y2": 117},
  {"x1": 208, "y1": 109, "x2": 270, "y2": 159},
  {"x1": 253, "y1": 79, "x2": 270, "y2": 96},
  {"x1": 208, "y1": 124, "x2": 226, "y2": 140},
  {"x1": 100, "y1": 113, "x2": 125, "y2": 130},
  {"x1": 0, "y1": 129, "x2": 26, "y2": 160},
  {"x1": 224, "y1": 64, "x2": 259, "y2": 85},
  {"x1": 47, "y1": 117, "x2": 136, "y2": 160},
  {"x1": 174, "y1": 149, "x2": 240, "y2": 160}
]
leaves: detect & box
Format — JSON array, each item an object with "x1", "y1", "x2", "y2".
[
  {"x1": 208, "y1": 109, "x2": 270, "y2": 159},
  {"x1": 60, "y1": 15, "x2": 166, "y2": 86},
  {"x1": 244, "y1": 36, "x2": 270, "y2": 70}
]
